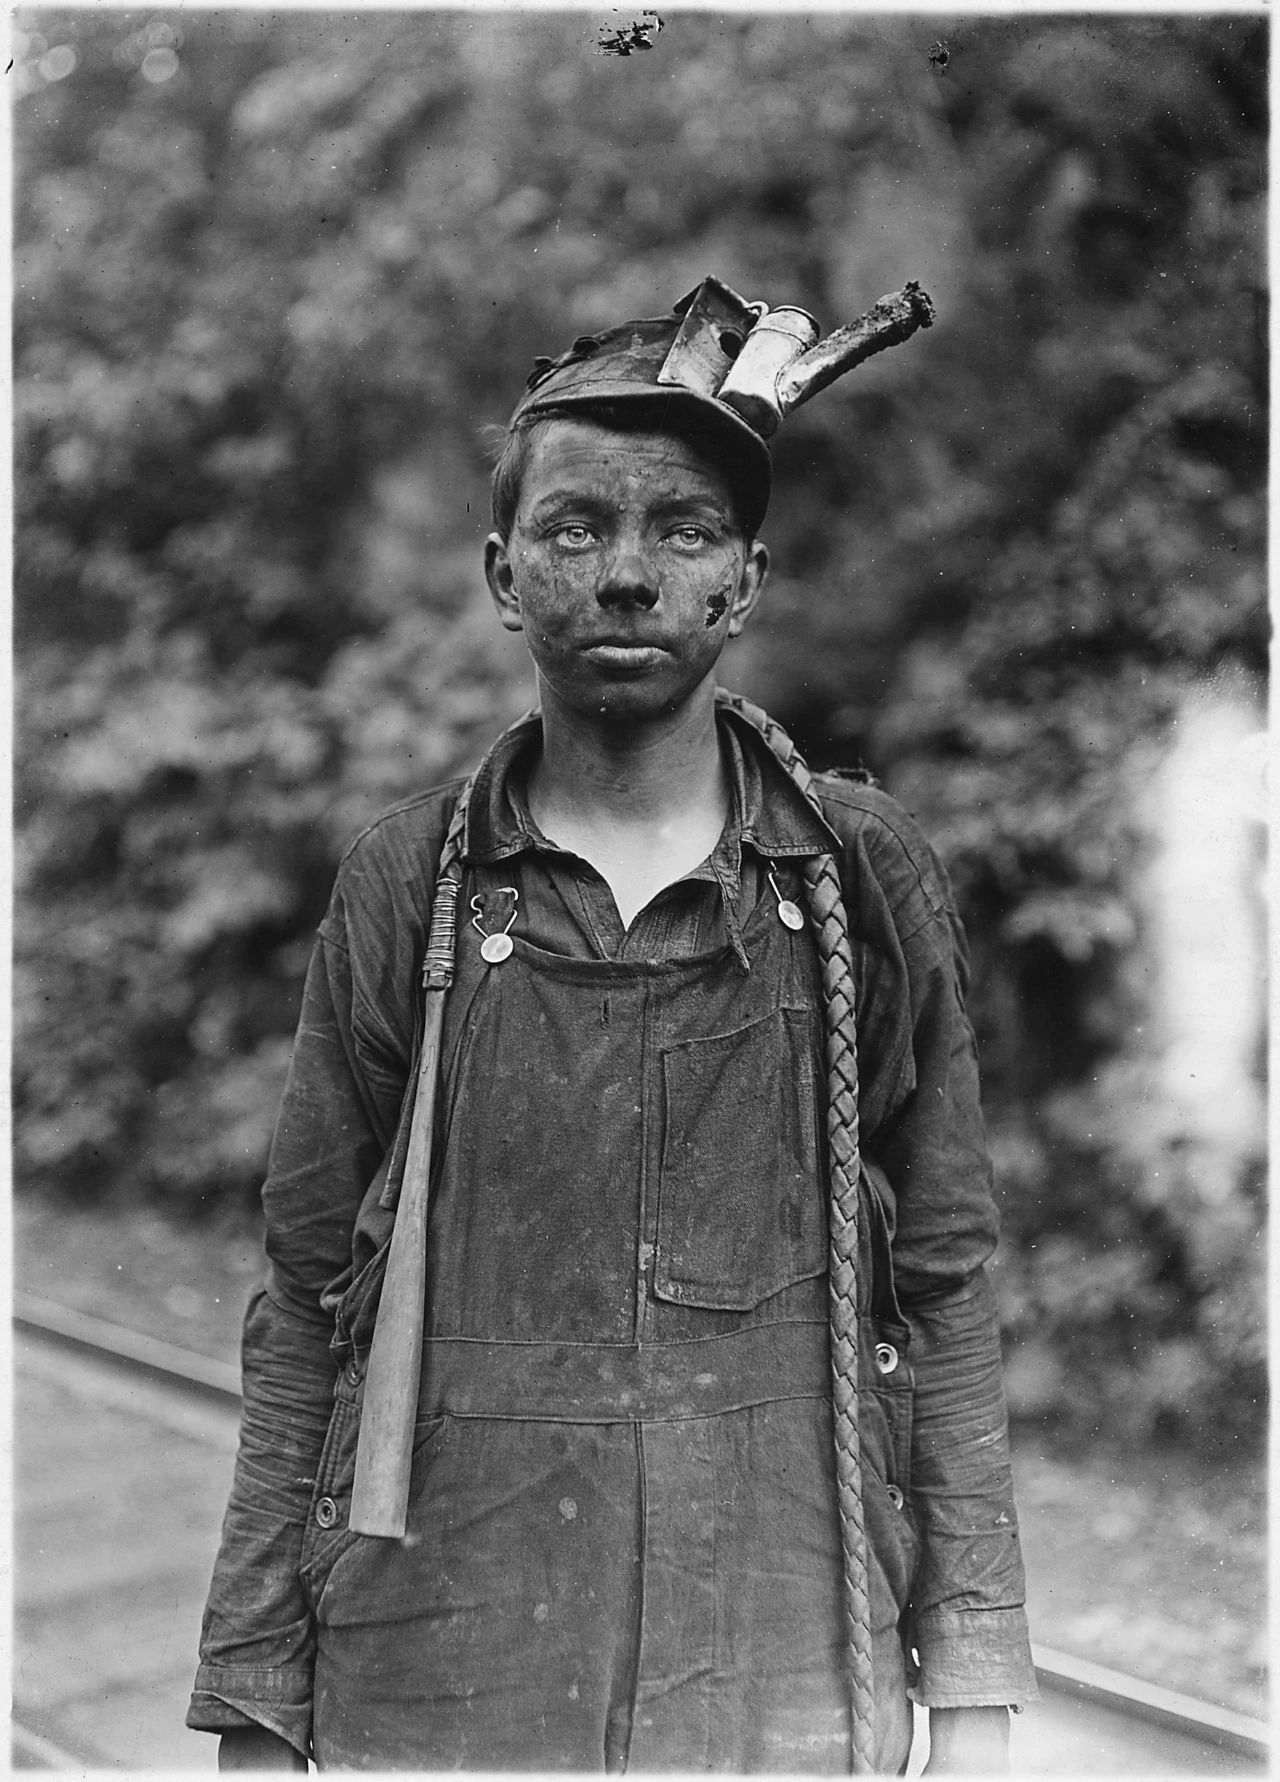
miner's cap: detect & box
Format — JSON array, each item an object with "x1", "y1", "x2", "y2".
[
  {"x1": 507, "y1": 274, "x2": 936, "y2": 538},
  {"x1": 509, "y1": 279, "x2": 777, "y2": 534}
]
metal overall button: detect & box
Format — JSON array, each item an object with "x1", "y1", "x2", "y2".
[
  {"x1": 886, "y1": 1484, "x2": 905, "y2": 1511},
  {"x1": 875, "y1": 1342, "x2": 900, "y2": 1375},
  {"x1": 315, "y1": 1496, "x2": 340, "y2": 1530},
  {"x1": 345, "y1": 1357, "x2": 362, "y2": 1386}
]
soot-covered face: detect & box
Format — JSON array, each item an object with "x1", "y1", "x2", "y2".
[{"x1": 484, "y1": 418, "x2": 768, "y2": 725}]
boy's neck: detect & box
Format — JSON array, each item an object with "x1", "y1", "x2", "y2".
[
  {"x1": 526, "y1": 689, "x2": 731, "y2": 926},
  {"x1": 530, "y1": 688, "x2": 724, "y2": 828}
]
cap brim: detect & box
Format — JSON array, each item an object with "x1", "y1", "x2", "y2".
[{"x1": 517, "y1": 383, "x2": 772, "y2": 533}]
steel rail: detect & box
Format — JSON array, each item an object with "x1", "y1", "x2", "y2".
[
  {"x1": 13, "y1": 1293, "x2": 1271, "y2": 1768},
  {"x1": 1031, "y1": 1643, "x2": 1268, "y2": 1763},
  {"x1": 14, "y1": 1290, "x2": 241, "y2": 1406}
]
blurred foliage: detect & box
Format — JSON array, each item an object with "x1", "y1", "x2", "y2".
[{"x1": 13, "y1": 11, "x2": 1266, "y2": 1446}]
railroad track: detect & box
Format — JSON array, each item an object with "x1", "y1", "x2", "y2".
[{"x1": 12, "y1": 1294, "x2": 1271, "y2": 1774}]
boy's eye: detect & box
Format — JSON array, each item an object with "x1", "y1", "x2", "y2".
[
  {"x1": 669, "y1": 525, "x2": 711, "y2": 547},
  {"x1": 552, "y1": 523, "x2": 596, "y2": 548}
]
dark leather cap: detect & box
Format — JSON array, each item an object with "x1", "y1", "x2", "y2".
[{"x1": 509, "y1": 293, "x2": 774, "y2": 534}]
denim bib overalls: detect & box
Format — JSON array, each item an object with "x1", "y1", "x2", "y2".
[{"x1": 300, "y1": 853, "x2": 919, "y2": 1772}]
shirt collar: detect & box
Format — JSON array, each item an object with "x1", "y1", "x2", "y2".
[
  {"x1": 720, "y1": 700, "x2": 838, "y2": 858},
  {"x1": 461, "y1": 698, "x2": 836, "y2": 867}
]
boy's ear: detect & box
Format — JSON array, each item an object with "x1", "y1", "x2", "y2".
[
  {"x1": 485, "y1": 534, "x2": 524, "y2": 633},
  {"x1": 726, "y1": 540, "x2": 769, "y2": 637}
]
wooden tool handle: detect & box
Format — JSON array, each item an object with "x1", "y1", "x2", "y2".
[{"x1": 348, "y1": 991, "x2": 447, "y2": 1537}]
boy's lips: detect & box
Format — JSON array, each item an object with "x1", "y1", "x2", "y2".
[{"x1": 581, "y1": 641, "x2": 667, "y2": 669}]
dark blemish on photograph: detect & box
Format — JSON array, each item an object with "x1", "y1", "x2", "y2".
[
  {"x1": 705, "y1": 588, "x2": 729, "y2": 628},
  {"x1": 598, "y1": 16, "x2": 663, "y2": 57},
  {"x1": 928, "y1": 40, "x2": 951, "y2": 73}
]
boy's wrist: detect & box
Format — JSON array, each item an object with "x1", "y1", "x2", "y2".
[
  {"x1": 218, "y1": 1726, "x2": 307, "y2": 1771},
  {"x1": 924, "y1": 1704, "x2": 1011, "y2": 1774}
]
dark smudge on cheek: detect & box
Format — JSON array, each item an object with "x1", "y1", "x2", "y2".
[{"x1": 705, "y1": 587, "x2": 730, "y2": 629}]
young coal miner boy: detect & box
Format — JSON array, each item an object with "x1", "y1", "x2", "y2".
[{"x1": 191, "y1": 279, "x2": 1037, "y2": 1773}]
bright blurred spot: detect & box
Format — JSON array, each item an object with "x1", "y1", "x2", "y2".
[
  {"x1": 1149, "y1": 688, "x2": 1266, "y2": 1203},
  {"x1": 112, "y1": 20, "x2": 183, "y2": 70},
  {"x1": 37, "y1": 44, "x2": 77, "y2": 82},
  {"x1": 141, "y1": 47, "x2": 180, "y2": 84}
]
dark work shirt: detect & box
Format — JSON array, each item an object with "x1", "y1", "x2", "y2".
[{"x1": 188, "y1": 698, "x2": 1037, "y2": 1758}]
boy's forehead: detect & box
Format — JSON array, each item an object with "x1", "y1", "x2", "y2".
[{"x1": 520, "y1": 418, "x2": 740, "y2": 506}]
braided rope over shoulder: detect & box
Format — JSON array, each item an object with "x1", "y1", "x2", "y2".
[{"x1": 716, "y1": 690, "x2": 874, "y2": 1775}]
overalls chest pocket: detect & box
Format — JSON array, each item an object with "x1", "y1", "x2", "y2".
[{"x1": 654, "y1": 1004, "x2": 825, "y2": 1312}]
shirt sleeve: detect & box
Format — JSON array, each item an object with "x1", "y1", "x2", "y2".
[
  {"x1": 845, "y1": 801, "x2": 1038, "y2": 1710},
  {"x1": 186, "y1": 928, "x2": 393, "y2": 1757},
  {"x1": 902, "y1": 1268, "x2": 1039, "y2": 1709}
]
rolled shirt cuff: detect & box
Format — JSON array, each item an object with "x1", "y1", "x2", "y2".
[
  {"x1": 909, "y1": 1606, "x2": 1040, "y2": 1709},
  {"x1": 187, "y1": 1665, "x2": 314, "y2": 1760}
]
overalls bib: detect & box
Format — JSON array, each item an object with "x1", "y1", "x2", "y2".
[{"x1": 301, "y1": 858, "x2": 917, "y2": 1771}]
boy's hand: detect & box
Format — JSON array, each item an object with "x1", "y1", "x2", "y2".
[
  {"x1": 218, "y1": 1727, "x2": 307, "y2": 1771},
  {"x1": 924, "y1": 1705, "x2": 1011, "y2": 1774}
]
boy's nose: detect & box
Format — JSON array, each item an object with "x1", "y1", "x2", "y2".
[{"x1": 597, "y1": 548, "x2": 660, "y2": 610}]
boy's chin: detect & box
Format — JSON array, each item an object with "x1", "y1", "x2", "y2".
[{"x1": 550, "y1": 671, "x2": 717, "y2": 728}]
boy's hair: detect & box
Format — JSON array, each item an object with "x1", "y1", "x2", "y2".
[{"x1": 488, "y1": 400, "x2": 764, "y2": 542}]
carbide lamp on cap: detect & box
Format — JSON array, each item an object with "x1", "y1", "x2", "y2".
[{"x1": 510, "y1": 274, "x2": 936, "y2": 531}]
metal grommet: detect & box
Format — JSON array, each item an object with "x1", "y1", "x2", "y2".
[
  {"x1": 886, "y1": 1484, "x2": 905, "y2": 1511},
  {"x1": 875, "y1": 1342, "x2": 899, "y2": 1375},
  {"x1": 315, "y1": 1496, "x2": 339, "y2": 1529},
  {"x1": 345, "y1": 1357, "x2": 362, "y2": 1386}
]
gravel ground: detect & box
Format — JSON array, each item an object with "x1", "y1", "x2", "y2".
[{"x1": 13, "y1": 1196, "x2": 1267, "y2": 1720}]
